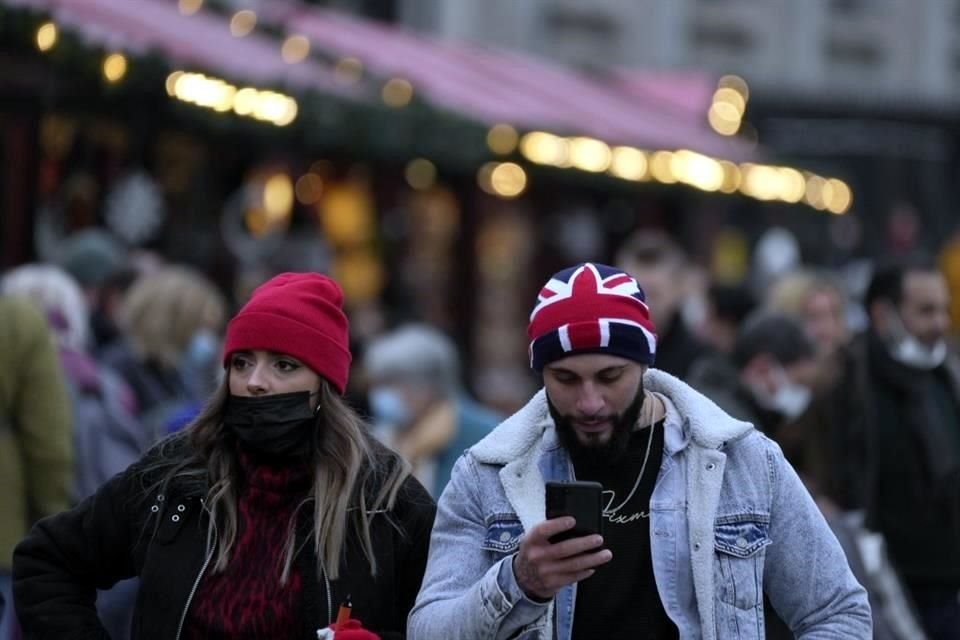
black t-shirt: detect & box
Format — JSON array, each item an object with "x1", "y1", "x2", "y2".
[{"x1": 570, "y1": 420, "x2": 679, "y2": 640}]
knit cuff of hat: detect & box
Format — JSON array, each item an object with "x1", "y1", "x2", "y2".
[
  {"x1": 224, "y1": 311, "x2": 351, "y2": 394},
  {"x1": 529, "y1": 319, "x2": 656, "y2": 371}
]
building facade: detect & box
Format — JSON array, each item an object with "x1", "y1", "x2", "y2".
[{"x1": 398, "y1": 0, "x2": 960, "y2": 111}]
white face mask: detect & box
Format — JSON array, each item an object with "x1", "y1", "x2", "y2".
[
  {"x1": 890, "y1": 335, "x2": 948, "y2": 370},
  {"x1": 752, "y1": 365, "x2": 812, "y2": 421},
  {"x1": 885, "y1": 309, "x2": 948, "y2": 370},
  {"x1": 368, "y1": 386, "x2": 412, "y2": 427},
  {"x1": 769, "y1": 381, "x2": 812, "y2": 420},
  {"x1": 184, "y1": 329, "x2": 220, "y2": 367}
]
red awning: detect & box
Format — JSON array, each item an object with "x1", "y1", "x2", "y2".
[
  {"x1": 285, "y1": 7, "x2": 756, "y2": 160},
  {"x1": 607, "y1": 69, "x2": 720, "y2": 126},
  {"x1": 6, "y1": 0, "x2": 756, "y2": 161},
  {"x1": 4, "y1": 0, "x2": 356, "y2": 96}
]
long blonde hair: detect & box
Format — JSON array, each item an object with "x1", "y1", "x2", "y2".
[{"x1": 150, "y1": 379, "x2": 411, "y2": 581}]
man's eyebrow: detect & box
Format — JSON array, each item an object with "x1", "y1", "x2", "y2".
[
  {"x1": 598, "y1": 365, "x2": 627, "y2": 375},
  {"x1": 546, "y1": 365, "x2": 577, "y2": 376}
]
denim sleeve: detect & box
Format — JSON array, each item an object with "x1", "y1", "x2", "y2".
[
  {"x1": 497, "y1": 551, "x2": 555, "y2": 616},
  {"x1": 408, "y1": 455, "x2": 550, "y2": 640},
  {"x1": 762, "y1": 441, "x2": 873, "y2": 638}
]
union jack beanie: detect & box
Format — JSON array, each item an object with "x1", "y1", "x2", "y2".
[{"x1": 528, "y1": 263, "x2": 658, "y2": 371}]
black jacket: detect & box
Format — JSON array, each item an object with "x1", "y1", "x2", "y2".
[
  {"x1": 652, "y1": 315, "x2": 712, "y2": 380},
  {"x1": 788, "y1": 333, "x2": 960, "y2": 586},
  {"x1": 863, "y1": 333, "x2": 960, "y2": 586},
  {"x1": 13, "y1": 436, "x2": 436, "y2": 640}
]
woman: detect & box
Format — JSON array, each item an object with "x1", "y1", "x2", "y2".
[
  {"x1": 101, "y1": 264, "x2": 229, "y2": 421},
  {"x1": 13, "y1": 273, "x2": 436, "y2": 639},
  {"x1": 3, "y1": 263, "x2": 143, "y2": 640},
  {"x1": 2, "y1": 263, "x2": 142, "y2": 501}
]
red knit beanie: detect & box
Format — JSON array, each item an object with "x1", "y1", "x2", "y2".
[{"x1": 223, "y1": 272, "x2": 352, "y2": 394}]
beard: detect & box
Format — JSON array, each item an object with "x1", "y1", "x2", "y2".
[{"x1": 548, "y1": 382, "x2": 645, "y2": 468}]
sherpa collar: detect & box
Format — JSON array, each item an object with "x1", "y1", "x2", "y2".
[{"x1": 470, "y1": 368, "x2": 754, "y2": 465}]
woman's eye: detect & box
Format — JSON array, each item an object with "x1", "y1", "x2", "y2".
[
  {"x1": 276, "y1": 360, "x2": 300, "y2": 372},
  {"x1": 231, "y1": 357, "x2": 250, "y2": 370}
]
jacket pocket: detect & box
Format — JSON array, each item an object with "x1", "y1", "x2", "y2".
[
  {"x1": 508, "y1": 615, "x2": 550, "y2": 639},
  {"x1": 713, "y1": 518, "x2": 770, "y2": 610},
  {"x1": 481, "y1": 515, "x2": 524, "y2": 554}
]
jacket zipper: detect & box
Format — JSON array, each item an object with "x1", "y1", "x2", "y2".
[
  {"x1": 322, "y1": 565, "x2": 332, "y2": 625},
  {"x1": 174, "y1": 506, "x2": 217, "y2": 640}
]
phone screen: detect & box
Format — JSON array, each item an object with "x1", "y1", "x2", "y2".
[{"x1": 545, "y1": 481, "x2": 603, "y2": 543}]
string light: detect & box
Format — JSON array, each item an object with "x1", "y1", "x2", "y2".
[
  {"x1": 333, "y1": 57, "x2": 364, "y2": 84},
  {"x1": 36, "y1": 22, "x2": 57, "y2": 52},
  {"x1": 478, "y1": 162, "x2": 527, "y2": 198},
  {"x1": 281, "y1": 35, "x2": 310, "y2": 64},
  {"x1": 229, "y1": 10, "x2": 257, "y2": 37},
  {"x1": 486, "y1": 124, "x2": 519, "y2": 155},
  {"x1": 178, "y1": 0, "x2": 203, "y2": 16},
  {"x1": 167, "y1": 71, "x2": 298, "y2": 126},
  {"x1": 102, "y1": 53, "x2": 128, "y2": 83},
  {"x1": 515, "y1": 129, "x2": 851, "y2": 213},
  {"x1": 709, "y1": 75, "x2": 750, "y2": 136},
  {"x1": 382, "y1": 78, "x2": 413, "y2": 107},
  {"x1": 405, "y1": 158, "x2": 437, "y2": 190}
]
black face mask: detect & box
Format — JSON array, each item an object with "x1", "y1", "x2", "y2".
[{"x1": 222, "y1": 391, "x2": 318, "y2": 459}]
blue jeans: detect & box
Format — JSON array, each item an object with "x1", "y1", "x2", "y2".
[
  {"x1": 0, "y1": 571, "x2": 17, "y2": 640},
  {"x1": 97, "y1": 578, "x2": 139, "y2": 640},
  {"x1": 911, "y1": 585, "x2": 960, "y2": 640}
]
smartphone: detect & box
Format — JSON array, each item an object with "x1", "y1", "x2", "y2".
[{"x1": 545, "y1": 481, "x2": 603, "y2": 544}]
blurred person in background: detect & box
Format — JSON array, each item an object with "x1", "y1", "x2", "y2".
[
  {"x1": 698, "y1": 282, "x2": 756, "y2": 355},
  {"x1": 2, "y1": 264, "x2": 142, "y2": 499},
  {"x1": 766, "y1": 269, "x2": 851, "y2": 361},
  {"x1": 57, "y1": 228, "x2": 134, "y2": 353},
  {"x1": 101, "y1": 265, "x2": 228, "y2": 437},
  {"x1": 688, "y1": 312, "x2": 918, "y2": 638},
  {"x1": 790, "y1": 257, "x2": 960, "y2": 640},
  {"x1": 14, "y1": 272, "x2": 436, "y2": 640},
  {"x1": 364, "y1": 324, "x2": 501, "y2": 498},
  {"x1": 616, "y1": 230, "x2": 711, "y2": 379},
  {"x1": 689, "y1": 312, "x2": 818, "y2": 441},
  {"x1": 0, "y1": 296, "x2": 72, "y2": 640},
  {"x1": 2, "y1": 264, "x2": 142, "y2": 640}
]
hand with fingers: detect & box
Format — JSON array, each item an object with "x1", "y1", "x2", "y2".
[{"x1": 512, "y1": 516, "x2": 612, "y2": 601}]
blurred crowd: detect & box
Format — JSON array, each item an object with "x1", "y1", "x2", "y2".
[{"x1": 1, "y1": 222, "x2": 959, "y2": 639}]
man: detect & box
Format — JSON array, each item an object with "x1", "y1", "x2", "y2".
[
  {"x1": 409, "y1": 263, "x2": 870, "y2": 639},
  {"x1": 796, "y1": 258, "x2": 960, "y2": 640},
  {"x1": 364, "y1": 324, "x2": 500, "y2": 497},
  {"x1": 56, "y1": 228, "x2": 133, "y2": 353},
  {"x1": 689, "y1": 312, "x2": 818, "y2": 440},
  {"x1": 691, "y1": 313, "x2": 923, "y2": 639},
  {"x1": 699, "y1": 283, "x2": 756, "y2": 356},
  {"x1": 0, "y1": 296, "x2": 72, "y2": 639},
  {"x1": 616, "y1": 231, "x2": 711, "y2": 379}
]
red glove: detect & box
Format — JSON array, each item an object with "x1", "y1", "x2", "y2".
[{"x1": 330, "y1": 618, "x2": 380, "y2": 640}]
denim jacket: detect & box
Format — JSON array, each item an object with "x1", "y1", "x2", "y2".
[{"x1": 408, "y1": 369, "x2": 871, "y2": 639}]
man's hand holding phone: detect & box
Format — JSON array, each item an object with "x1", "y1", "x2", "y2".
[{"x1": 512, "y1": 517, "x2": 612, "y2": 601}]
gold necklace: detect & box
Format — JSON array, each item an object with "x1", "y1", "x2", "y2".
[{"x1": 603, "y1": 394, "x2": 658, "y2": 516}]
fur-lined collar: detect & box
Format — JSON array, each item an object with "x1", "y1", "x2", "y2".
[{"x1": 471, "y1": 368, "x2": 753, "y2": 464}]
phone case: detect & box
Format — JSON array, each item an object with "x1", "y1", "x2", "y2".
[{"x1": 545, "y1": 480, "x2": 603, "y2": 543}]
